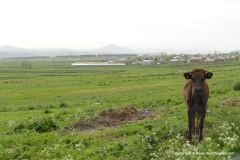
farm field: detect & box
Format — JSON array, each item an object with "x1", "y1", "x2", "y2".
[{"x1": 0, "y1": 58, "x2": 240, "y2": 159}]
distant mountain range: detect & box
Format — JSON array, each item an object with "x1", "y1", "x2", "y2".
[
  {"x1": 0, "y1": 44, "x2": 135, "y2": 58},
  {"x1": 0, "y1": 45, "x2": 82, "y2": 58},
  {"x1": 0, "y1": 44, "x2": 238, "y2": 58},
  {"x1": 94, "y1": 44, "x2": 134, "y2": 53}
]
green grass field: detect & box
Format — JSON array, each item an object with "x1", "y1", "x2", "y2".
[{"x1": 0, "y1": 58, "x2": 240, "y2": 159}]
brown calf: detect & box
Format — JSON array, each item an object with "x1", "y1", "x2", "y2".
[{"x1": 183, "y1": 68, "x2": 213, "y2": 142}]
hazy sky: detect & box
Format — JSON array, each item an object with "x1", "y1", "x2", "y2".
[{"x1": 0, "y1": 0, "x2": 240, "y2": 52}]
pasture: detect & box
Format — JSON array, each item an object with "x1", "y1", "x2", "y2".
[{"x1": 0, "y1": 58, "x2": 240, "y2": 159}]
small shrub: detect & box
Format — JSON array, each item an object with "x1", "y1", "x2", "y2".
[
  {"x1": 28, "y1": 106, "x2": 34, "y2": 110},
  {"x1": 143, "y1": 124, "x2": 153, "y2": 131},
  {"x1": 13, "y1": 123, "x2": 26, "y2": 133},
  {"x1": 59, "y1": 102, "x2": 69, "y2": 108},
  {"x1": 0, "y1": 107, "x2": 8, "y2": 112},
  {"x1": 34, "y1": 117, "x2": 59, "y2": 133},
  {"x1": 49, "y1": 104, "x2": 55, "y2": 108},
  {"x1": 44, "y1": 109, "x2": 52, "y2": 114},
  {"x1": 233, "y1": 82, "x2": 240, "y2": 91}
]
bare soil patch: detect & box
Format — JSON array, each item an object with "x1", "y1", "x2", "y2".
[
  {"x1": 219, "y1": 97, "x2": 240, "y2": 107},
  {"x1": 66, "y1": 106, "x2": 155, "y2": 131}
]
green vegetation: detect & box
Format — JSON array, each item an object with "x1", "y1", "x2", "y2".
[
  {"x1": 234, "y1": 82, "x2": 240, "y2": 91},
  {"x1": 0, "y1": 58, "x2": 239, "y2": 159},
  {"x1": 21, "y1": 60, "x2": 33, "y2": 69}
]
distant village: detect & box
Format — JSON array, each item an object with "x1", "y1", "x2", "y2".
[
  {"x1": 70, "y1": 52, "x2": 239, "y2": 66},
  {"x1": 135, "y1": 54, "x2": 239, "y2": 65},
  {"x1": 154, "y1": 53, "x2": 239, "y2": 65},
  {"x1": 169, "y1": 54, "x2": 239, "y2": 64}
]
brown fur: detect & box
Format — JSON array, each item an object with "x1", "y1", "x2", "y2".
[{"x1": 183, "y1": 68, "x2": 212, "y2": 142}]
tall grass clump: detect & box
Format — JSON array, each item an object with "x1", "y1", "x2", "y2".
[
  {"x1": 8, "y1": 117, "x2": 59, "y2": 134},
  {"x1": 33, "y1": 117, "x2": 59, "y2": 133},
  {"x1": 233, "y1": 82, "x2": 240, "y2": 91}
]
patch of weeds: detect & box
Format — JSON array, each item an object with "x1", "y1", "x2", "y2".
[
  {"x1": 233, "y1": 82, "x2": 240, "y2": 91},
  {"x1": 28, "y1": 106, "x2": 34, "y2": 110},
  {"x1": 8, "y1": 117, "x2": 59, "y2": 134},
  {"x1": 143, "y1": 124, "x2": 153, "y2": 131},
  {"x1": 0, "y1": 107, "x2": 8, "y2": 112},
  {"x1": 155, "y1": 121, "x2": 239, "y2": 159},
  {"x1": 13, "y1": 122, "x2": 26, "y2": 133},
  {"x1": 44, "y1": 109, "x2": 52, "y2": 114},
  {"x1": 33, "y1": 117, "x2": 59, "y2": 133},
  {"x1": 59, "y1": 102, "x2": 69, "y2": 108},
  {"x1": 49, "y1": 104, "x2": 55, "y2": 108}
]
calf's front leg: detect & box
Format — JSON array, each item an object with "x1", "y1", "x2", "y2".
[
  {"x1": 187, "y1": 109, "x2": 193, "y2": 142},
  {"x1": 198, "y1": 111, "x2": 206, "y2": 143}
]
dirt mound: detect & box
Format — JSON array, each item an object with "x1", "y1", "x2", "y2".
[{"x1": 67, "y1": 106, "x2": 154, "y2": 131}]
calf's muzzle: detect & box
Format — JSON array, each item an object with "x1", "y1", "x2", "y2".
[{"x1": 194, "y1": 87, "x2": 203, "y2": 93}]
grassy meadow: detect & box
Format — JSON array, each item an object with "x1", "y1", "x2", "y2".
[{"x1": 0, "y1": 58, "x2": 240, "y2": 159}]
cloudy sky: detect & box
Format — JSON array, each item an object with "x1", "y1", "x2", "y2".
[{"x1": 0, "y1": 0, "x2": 239, "y2": 52}]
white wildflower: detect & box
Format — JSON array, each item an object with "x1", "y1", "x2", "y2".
[{"x1": 205, "y1": 137, "x2": 212, "y2": 142}]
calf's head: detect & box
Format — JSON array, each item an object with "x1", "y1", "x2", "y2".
[{"x1": 184, "y1": 69, "x2": 213, "y2": 96}]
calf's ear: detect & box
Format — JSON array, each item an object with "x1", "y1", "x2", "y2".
[
  {"x1": 184, "y1": 72, "x2": 192, "y2": 79},
  {"x1": 205, "y1": 72, "x2": 213, "y2": 79}
]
